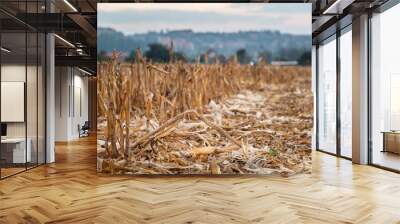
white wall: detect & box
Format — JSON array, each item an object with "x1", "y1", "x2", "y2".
[
  {"x1": 71, "y1": 73, "x2": 89, "y2": 138},
  {"x1": 55, "y1": 67, "x2": 70, "y2": 141},
  {"x1": 55, "y1": 67, "x2": 89, "y2": 141},
  {"x1": 1, "y1": 65, "x2": 33, "y2": 138},
  {"x1": 1, "y1": 65, "x2": 26, "y2": 140},
  {"x1": 1, "y1": 63, "x2": 46, "y2": 164}
]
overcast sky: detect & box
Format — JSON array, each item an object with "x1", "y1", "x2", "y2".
[{"x1": 98, "y1": 3, "x2": 311, "y2": 35}]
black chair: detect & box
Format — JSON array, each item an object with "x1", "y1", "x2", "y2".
[{"x1": 79, "y1": 121, "x2": 90, "y2": 138}]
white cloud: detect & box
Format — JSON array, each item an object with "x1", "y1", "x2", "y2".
[
  {"x1": 98, "y1": 3, "x2": 311, "y2": 35},
  {"x1": 98, "y1": 3, "x2": 232, "y2": 13},
  {"x1": 98, "y1": 3, "x2": 308, "y2": 17}
]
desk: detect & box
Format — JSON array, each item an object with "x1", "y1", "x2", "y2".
[
  {"x1": 1, "y1": 138, "x2": 31, "y2": 164},
  {"x1": 382, "y1": 131, "x2": 400, "y2": 154}
]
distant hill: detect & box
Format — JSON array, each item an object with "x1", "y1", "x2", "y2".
[{"x1": 98, "y1": 27, "x2": 311, "y2": 61}]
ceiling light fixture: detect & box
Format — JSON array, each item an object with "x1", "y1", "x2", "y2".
[
  {"x1": 54, "y1": 34, "x2": 75, "y2": 48},
  {"x1": 76, "y1": 48, "x2": 86, "y2": 55},
  {"x1": 323, "y1": 0, "x2": 354, "y2": 15},
  {"x1": 323, "y1": 0, "x2": 341, "y2": 14},
  {"x1": 63, "y1": 0, "x2": 78, "y2": 12},
  {"x1": 78, "y1": 67, "x2": 93, "y2": 76},
  {"x1": 1, "y1": 47, "x2": 11, "y2": 53}
]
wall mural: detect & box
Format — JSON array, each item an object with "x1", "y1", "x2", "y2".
[{"x1": 97, "y1": 3, "x2": 313, "y2": 176}]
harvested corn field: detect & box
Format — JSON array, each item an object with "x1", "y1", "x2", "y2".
[{"x1": 97, "y1": 53, "x2": 313, "y2": 176}]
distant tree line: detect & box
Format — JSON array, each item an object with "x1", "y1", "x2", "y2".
[
  {"x1": 98, "y1": 43, "x2": 311, "y2": 66},
  {"x1": 98, "y1": 27, "x2": 311, "y2": 61}
]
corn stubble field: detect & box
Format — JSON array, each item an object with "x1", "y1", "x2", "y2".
[{"x1": 97, "y1": 52, "x2": 313, "y2": 176}]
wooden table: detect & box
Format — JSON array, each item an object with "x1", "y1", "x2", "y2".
[{"x1": 381, "y1": 131, "x2": 400, "y2": 154}]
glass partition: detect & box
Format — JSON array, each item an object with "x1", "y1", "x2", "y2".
[
  {"x1": 1, "y1": 31, "x2": 28, "y2": 177},
  {"x1": 371, "y1": 4, "x2": 400, "y2": 171},
  {"x1": 0, "y1": 1, "x2": 46, "y2": 179},
  {"x1": 317, "y1": 36, "x2": 337, "y2": 154},
  {"x1": 339, "y1": 28, "x2": 352, "y2": 158}
]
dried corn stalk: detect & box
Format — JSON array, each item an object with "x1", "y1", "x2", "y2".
[{"x1": 97, "y1": 53, "x2": 312, "y2": 176}]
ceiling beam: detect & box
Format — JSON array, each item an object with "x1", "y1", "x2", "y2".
[
  {"x1": 67, "y1": 13, "x2": 97, "y2": 39},
  {"x1": 55, "y1": 55, "x2": 96, "y2": 72}
]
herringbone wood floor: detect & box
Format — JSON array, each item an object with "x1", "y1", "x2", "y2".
[{"x1": 1, "y1": 136, "x2": 400, "y2": 224}]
